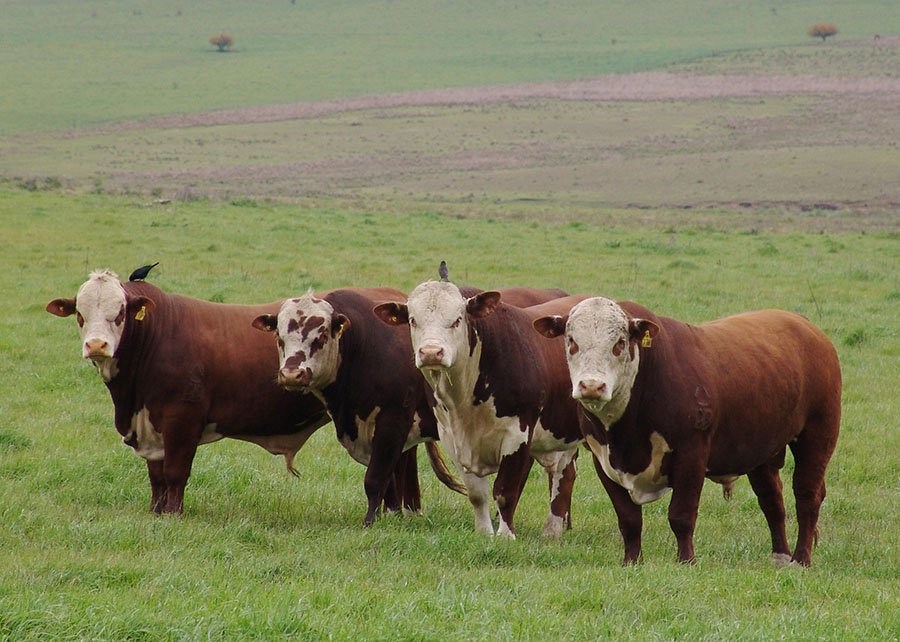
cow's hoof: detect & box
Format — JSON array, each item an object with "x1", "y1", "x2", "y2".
[{"x1": 540, "y1": 516, "x2": 565, "y2": 539}]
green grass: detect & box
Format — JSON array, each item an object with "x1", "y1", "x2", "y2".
[
  {"x1": 1, "y1": 189, "x2": 898, "y2": 639},
  {"x1": 2, "y1": 0, "x2": 899, "y2": 134}
]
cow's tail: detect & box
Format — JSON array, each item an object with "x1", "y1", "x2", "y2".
[{"x1": 425, "y1": 442, "x2": 468, "y2": 496}]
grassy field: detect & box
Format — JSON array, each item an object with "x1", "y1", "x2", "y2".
[
  {"x1": 4, "y1": 38, "x2": 900, "y2": 215},
  {"x1": 2, "y1": 0, "x2": 898, "y2": 638},
  {"x1": 1, "y1": 189, "x2": 897, "y2": 639},
  {"x1": 2, "y1": 0, "x2": 899, "y2": 134}
]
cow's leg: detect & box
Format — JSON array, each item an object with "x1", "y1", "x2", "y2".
[
  {"x1": 400, "y1": 446, "x2": 422, "y2": 514},
  {"x1": 462, "y1": 472, "x2": 494, "y2": 535},
  {"x1": 667, "y1": 456, "x2": 706, "y2": 563},
  {"x1": 746, "y1": 450, "x2": 790, "y2": 563},
  {"x1": 788, "y1": 421, "x2": 837, "y2": 566},
  {"x1": 592, "y1": 454, "x2": 643, "y2": 564},
  {"x1": 157, "y1": 407, "x2": 202, "y2": 514},
  {"x1": 146, "y1": 459, "x2": 167, "y2": 514},
  {"x1": 382, "y1": 474, "x2": 402, "y2": 514},
  {"x1": 541, "y1": 448, "x2": 578, "y2": 539},
  {"x1": 161, "y1": 437, "x2": 199, "y2": 515},
  {"x1": 383, "y1": 447, "x2": 421, "y2": 514},
  {"x1": 493, "y1": 442, "x2": 533, "y2": 539},
  {"x1": 362, "y1": 415, "x2": 406, "y2": 527}
]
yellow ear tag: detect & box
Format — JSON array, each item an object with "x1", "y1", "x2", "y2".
[
  {"x1": 134, "y1": 305, "x2": 146, "y2": 322},
  {"x1": 335, "y1": 324, "x2": 346, "y2": 340},
  {"x1": 641, "y1": 330, "x2": 653, "y2": 348}
]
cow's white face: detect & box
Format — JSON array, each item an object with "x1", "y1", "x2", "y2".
[
  {"x1": 374, "y1": 281, "x2": 500, "y2": 371},
  {"x1": 73, "y1": 271, "x2": 129, "y2": 361},
  {"x1": 263, "y1": 294, "x2": 349, "y2": 392},
  {"x1": 406, "y1": 281, "x2": 469, "y2": 370},
  {"x1": 46, "y1": 270, "x2": 154, "y2": 382},
  {"x1": 542, "y1": 297, "x2": 658, "y2": 425}
]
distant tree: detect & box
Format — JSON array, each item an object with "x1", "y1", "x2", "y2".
[
  {"x1": 209, "y1": 33, "x2": 234, "y2": 52},
  {"x1": 808, "y1": 23, "x2": 838, "y2": 42}
]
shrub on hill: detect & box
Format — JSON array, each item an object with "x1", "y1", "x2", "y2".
[
  {"x1": 209, "y1": 33, "x2": 234, "y2": 52},
  {"x1": 808, "y1": 23, "x2": 838, "y2": 41}
]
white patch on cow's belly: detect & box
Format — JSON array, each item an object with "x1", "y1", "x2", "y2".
[
  {"x1": 441, "y1": 394, "x2": 526, "y2": 477},
  {"x1": 530, "y1": 419, "x2": 578, "y2": 462},
  {"x1": 339, "y1": 406, "x2": 380, "y2": 466},
  {"x1": 585, "y1": 432, "x2": 672, "y2": 505},
  {"x1": 128, "y1": 407, "x2": 164, "y2": 461}
]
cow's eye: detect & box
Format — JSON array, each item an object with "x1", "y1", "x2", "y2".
[
  {"x1": 612, "y1": 338, "x2": 627, "y2": 356},
  {"x1": 76, "y1": 312, "x2": 85, "y2": 327},
  {"x1": 450, "y1": 317, "x2": 461, "y2": 329},
  {"x1": 567, "y1": 336, "x2": 579, "y2": 355},
  {"x1": 409, "y1": 317, "x2": 417, "y2": 328}
]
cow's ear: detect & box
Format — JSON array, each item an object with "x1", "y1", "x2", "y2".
[
  {"x1": 533, "y1": 315, "x2": 567, "y2": 339},
  {"x1": 127, "y1": 296, "x2": 155, "y2": 321},
  {"x1": 252, "y1": 314, "x2": 278, "y2": 333},
  {"x1": 466, "y1": 291, "x2": 501, "y2": 319},
  {"x1": 629, "y1": 318, "x2": 660, "y2": 345},
  {"x1": 47, "y1": 298, "x2": 76, "y2": 318},
  {"x1": 332, "y1": 313, "x2": 351, "y2": 339},
  {"x1": 373, "y1": 302, "x2": 409, "y2": 326}
]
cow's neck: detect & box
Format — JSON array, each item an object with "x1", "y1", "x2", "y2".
[
  {"x1": 591, "y1": 350, "x2": 653, "y2": 451},
  {"x1": 424, "y1": 333, "x2": 483, "y2": 416},
  {"x1": 104, "y1": 289, "x2": 172, "y2": 423},
  {"x1": 321, "y1": 326, "x2": 363, "y2": 423}
]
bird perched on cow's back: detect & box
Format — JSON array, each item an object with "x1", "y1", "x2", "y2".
[
  {"x1": 439, "y1": 260, "x2": 449, "y2": 282},
  {"x1": 129, "y1": 262, "x2": 159, "y2": 282}
]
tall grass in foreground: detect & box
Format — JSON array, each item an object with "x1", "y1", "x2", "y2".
[{"x1": 0, "y1": 190, "x2": 897, "y2": 639}]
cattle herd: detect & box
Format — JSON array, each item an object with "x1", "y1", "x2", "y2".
[{"x1": 46, "y1": 263, "x2": 841, "y2": 566}]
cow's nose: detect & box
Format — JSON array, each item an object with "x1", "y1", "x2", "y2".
[
  {"x1": 278, "y1": 367, "x2": 310, "y2": 387},
  {"x1": 418, "y1": 345, "x2": 445, "y2": 366},
  {"x1": 84, "y1": 339, "x2": 109, "y2": 357},
  {"x1": 577, "y1": 379, "x2": 608, "y2": 400}
]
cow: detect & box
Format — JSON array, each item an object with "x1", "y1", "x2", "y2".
[
  {"x1": 250, "y1": 286, "x2": 566, "y2": 527},
  {"x1": 46, "y1": 270, "x2": 334, "y2": 515},
  {"x1": 252, "y1": 287, "x2": 469, "y2": 527},
  {"x1": 375, "y1": 281, "x2": 591, "y2": 539},
  {"x1": 533, "y1": 297, "x2": 841, "y2": 566}
]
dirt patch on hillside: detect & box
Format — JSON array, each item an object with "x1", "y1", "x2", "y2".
[
  {"x1": 90, "y1": 72, "x2": 900, "y2": 134},
  {"x1": 5, "y1": 51, "x2": 900, "y2": 231}
]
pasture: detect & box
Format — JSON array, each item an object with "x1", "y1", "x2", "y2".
[
  {"x1": 1, "y1": 189, "x2": 897, "y2": 639},
  {"x1": 2, "y1": 0, "x2": 899, "y2": 638},
  {"x1": 1, "y1": 0, "x2": 898, "y2": 134}
]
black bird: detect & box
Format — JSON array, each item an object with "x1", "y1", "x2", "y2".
[
  {"x1": 129, "y1": 262, "x2": 159, "y2": 282},
  {"x1": 438, "y1": 260, "x2": 449, "y2": 282}
]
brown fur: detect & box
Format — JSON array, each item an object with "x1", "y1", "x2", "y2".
[{"x1": 581, "y1": 305, "x2": 841, "y2": 565}]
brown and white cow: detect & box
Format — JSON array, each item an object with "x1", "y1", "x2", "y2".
[
  {"x1": 46, "y1": 270, "x2": 330, "y2": 514},
  {"x1": 253, "y1": 288, "x2": 468, "y2": 527},
  {"x1": 534, "y1": 297, "x2": 841, "y2": 565},
  {"x1": 375, "y1": 281, "x2": 590, "y2": 538}
]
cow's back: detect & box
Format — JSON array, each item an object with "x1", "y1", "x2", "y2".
[
  {"x1": 122, "y1": 282, "x2": 323, "y2": 438},
  {"x1": 635, "y1": 307, "x2": 841, "y2": 474}
]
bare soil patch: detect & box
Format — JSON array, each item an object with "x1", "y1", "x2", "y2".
[
  {"x1": 4, "y1": 51, "x2": 900, "y2": 231},
  {"x1": 89, "y1": 72, "x2": 900, "y2": 134}
]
